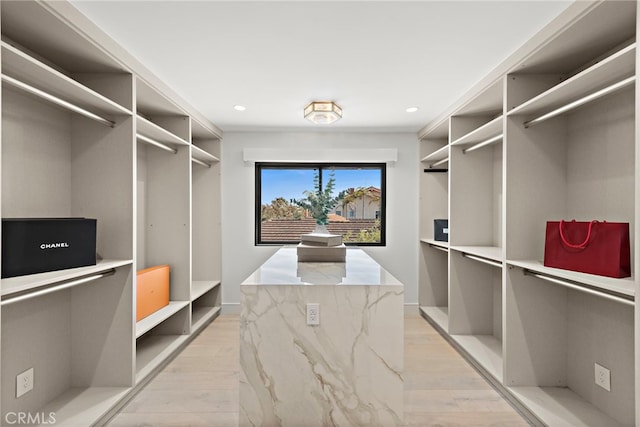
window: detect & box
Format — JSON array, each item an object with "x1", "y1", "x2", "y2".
[{"x1": 256, "y1": 163, "x2": 386, "y2": 245}]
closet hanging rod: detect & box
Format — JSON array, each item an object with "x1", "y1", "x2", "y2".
[
  {"x1": 523, "y1": 75, "x2": 635, "y2": 128},
  {"x1": 1, "y1": 269, "x2": 116, "y2": 306},
  {"x1": 1, "y1": 74, "x2": 116, "y2": 128},
  {"x1": 136, "y1": 133, "x2": 178, "y2": 154},
  {"x1": 429, "y1": 244, "x2": 449, "y2": 253},
  {"x1": 524, "y1": 270, "x2": 634, "y2": 307},
  {"x1": 430, "y1": 157, "x2": 449, "y2": 168},
  {"x1": 192, "y1": 157, "x2": 211, "y2": 168},
  {"x1": 462, "y1": 134, "x2": 503, "y2": 154},
  {"x1": 462, "y1": 253, "x2": 502, "y2": 268}
]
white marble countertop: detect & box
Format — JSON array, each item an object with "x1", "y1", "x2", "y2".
[{"x1": 241, "y1": 247, "x2": 402, "y2": 286}]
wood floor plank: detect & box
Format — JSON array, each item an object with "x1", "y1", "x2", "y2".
[{"x1": 107, "y1": 314, "x2": 529, "y2": 426}]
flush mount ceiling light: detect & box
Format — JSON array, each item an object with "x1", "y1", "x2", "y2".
[
  {"x1": 233, "y1": 105, "x2": 246, "y2": 111},
  {"x1": 406, "y1": 106, "x2": 419, "y2": 113},
  {"x1": 304, "y1": 101, "x2": 342, "y2": 124}
]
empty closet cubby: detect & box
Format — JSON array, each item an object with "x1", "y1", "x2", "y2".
[
  {"x1": 190, "y1": 120, "x2": 222, "y2": 329},
  {"x1": 449, "y1": 249, "x2": 503, "y2": 382},
  {"x1": 418, "y1": 243, "x2": 448, "y2": 330},
  {"x1": 505, "y1": 265, "x2": 634, "y2": 426},
  {"x1": 449, "y1": 79, "x2": 504, "y2": 258}
]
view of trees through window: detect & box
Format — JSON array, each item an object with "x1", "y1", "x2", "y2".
[{"x1": 256, "y1": 163, "x2": 385, "y2": 245}]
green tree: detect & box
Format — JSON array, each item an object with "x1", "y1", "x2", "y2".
[
  {"x1": 292, "y1": 170, "x2": 339, "y2": 225},
  {"x1": 343, "y1": 220, "x2": 381, "y2": 243},
  {"x1": 261, "y1": 197, "x2": 303, "y2": 221}
]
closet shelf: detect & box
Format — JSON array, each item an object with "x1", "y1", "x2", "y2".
[
  {"x1": 451, "y1": 115, "x2": 503, "y2": 147},
  {"x1": 523, "y1": 76, "x2": 634, "y2": 128},
  {"x1": 192, "y1": 306, "x2": 221, "y2": 331},
  {"x1": 450, "y1": 245, "x2": 502, "y2": 262},
  {"x1": 2, "y1": 74, "x2": 116, "y2": 127},
  {"x1": 508, "y1": 386, "x2": 626, "y2": 427},
  {"x1": 1, "y1": 259, "x2": 132, "y2": 299},
  {"x1": 420, "y1": 238, "x2": 449, "y2": 252},
  {"x1": 136, "y1": 305, "x2": 221, "y2": 383},
  {"x1": 192, "y1": 280, "x2": 221, "y2": 301},
  {"x1": 135, "y1": 301, "x2": 190, "y2": 338},
  {"x1": 37, "y1": 387, "x2": 130, "y2": 427},
  {"x1": 136, "y1": 334, "x2": 186, "y2": 382},
  {"x1": 451, "y1": 334, "x2": 503, "y2": 383},
  {"x1": 418, "y1": 117, "x2": 449, "y2": 141},
  {"x1": 420, "y1": 145, "x2": 449, "y2": 163},
  {"x1": 192, "y1": 145, "x2": 220, "y2": 164},
  {"x1": 507, "y1": 260, "x2": 635, "y2": 298},
  {"x1": 1, "y1": 269, "x2": 115, "y2": 307},
  {"x1": 136, "y1": 115, "x2": 190, "y2": 148},
  {"x1": 1, "y1": 41, "x2": 132, "y2": 118},
  {"x1": 420, "y1": 306, "x2": 449, "y2": 332},
  {"x1": 508, "y1": 43, "x2": 636, "y2": 118},
  {"x1": 192, "y1": 118, "x2": 222, "y2": 140}
]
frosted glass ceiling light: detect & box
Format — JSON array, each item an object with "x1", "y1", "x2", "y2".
[{"x1": 304, "y1": 101, "x2": 342, "y2": 124}]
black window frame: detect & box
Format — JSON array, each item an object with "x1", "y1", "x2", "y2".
[{"x1": 255, "y1": 162, "x2": 387, "y2": 246}]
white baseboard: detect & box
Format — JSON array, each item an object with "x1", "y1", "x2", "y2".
[
  {"x1": 222, "y1": 303, "x2": 240, "y2": 314},
  {"x1": 404, "y1": 303, "x2": 419, "y2": 315}
]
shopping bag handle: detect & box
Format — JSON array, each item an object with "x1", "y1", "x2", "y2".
[{"x1": 559, "y1": 220, "x2": 596, "y2": 249}]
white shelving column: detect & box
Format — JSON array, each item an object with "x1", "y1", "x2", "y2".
[
  {"x1": 0, "y1": 1, "x2": 224, "y2": 425},
  {"x1": 0, "y1": 4, "x2": 136, "y2": 421},
  {"x1": 418, "y1": 119, "x2": 450, "y2": 331},
  {"x1": 418, "y1": 1, "x2": 638, "y2": 425},
  {"x1": 134, "y1": 77, "x2": 192, "y2": 383},
  {"x1": 190, "y1": 119, "x2": 222, "y2": 331}
]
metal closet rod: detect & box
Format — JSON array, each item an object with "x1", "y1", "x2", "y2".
[
  {"x1": 462, "y1": 134, "x2": 503, "y2": 154},
  {"x1": 429, "y1": 244, "x2": 449, "y2": 253},
  {"x1": 462, "y1": 253, "x2": 502, "y2": 269},
  {"x1": 430, "y1": 157, "x2": 449, "y2": 168},
  {"x1": 1, "y1": 269, "x2": 116, "y2": 306},
  {"x1": 192, "y1": 157, "x2": 211, "y2": 168},
  {"x1": 136, "y1": 133, "x2": 178, "y2": 154},
  {"x1": 523, "y1": 75, "x2": 635, "y2": 128},
  {"x1": 524, "y1": 270, "x2": 634, "y2": 307},
  {"x1": 1, "y1": 74, "x2": 116, "y2": 128}
]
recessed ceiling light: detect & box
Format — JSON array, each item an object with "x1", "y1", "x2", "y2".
[
  {"x1": 406, "y1": 106, "x2": 419, "y2": 113},
  {"x1": 234, "y1": 105, "x2": 246, "y2": 111}
]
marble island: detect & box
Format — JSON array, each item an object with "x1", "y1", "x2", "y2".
[{"x1": 240, "y1": 247, "x2": 404, "y2": 426}]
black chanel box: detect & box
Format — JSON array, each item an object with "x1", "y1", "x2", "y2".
[
  {"x1": 434, "y1": 219, "x2": 449, "y2": 242},
  {"x1": 2, "y1": 218, "x2": 97, "y2": 278}
]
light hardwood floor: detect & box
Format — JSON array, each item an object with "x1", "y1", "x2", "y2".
[{"x1": 107, "y1": 315, "x2": 530, "y2": 426}]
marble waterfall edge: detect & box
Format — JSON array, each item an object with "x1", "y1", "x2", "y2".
[{"x1": 240, "y1": 285, "x2": 403, "y2": 426}]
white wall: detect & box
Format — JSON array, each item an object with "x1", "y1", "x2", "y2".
[{"x1": 221, "y1": 132, "x2": 419, "y2": 307}]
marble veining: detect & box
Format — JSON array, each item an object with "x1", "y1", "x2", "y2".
[{"x1": 240, "y1": 248, "x2": 403, "y2": 426}]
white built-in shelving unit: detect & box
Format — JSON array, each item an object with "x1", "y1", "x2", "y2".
[
  {"x1": 0, "y1": 1, "x2": 222, "y2": 425},
  {"x1": 419, "y1": 1, "x2": 638, "y2": 426}
]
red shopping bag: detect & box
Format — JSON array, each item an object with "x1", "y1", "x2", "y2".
[{"x1": 543, "y1": 220, "x2": 630, "y2": 278}]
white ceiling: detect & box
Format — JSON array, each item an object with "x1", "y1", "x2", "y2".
[{"x1": 71, "y1": 1, "x2": 572, "y2": 133}]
